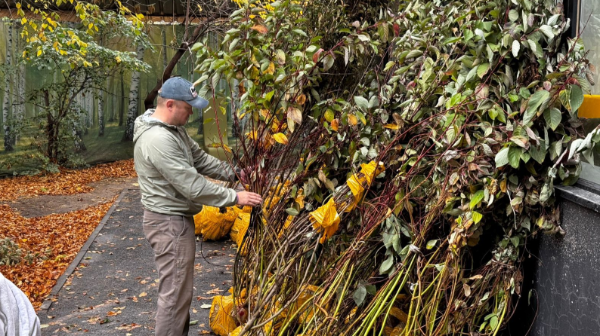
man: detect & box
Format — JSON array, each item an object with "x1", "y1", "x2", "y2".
[{"x1": 133, "y1": 77, "x2": 262, "y2": 336}]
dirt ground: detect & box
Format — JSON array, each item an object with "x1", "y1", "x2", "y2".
[{"x1": 8, "y1": 177, "x2": 138, "y2": 218}]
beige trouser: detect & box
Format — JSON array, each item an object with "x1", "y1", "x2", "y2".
[{"x1": 143, "y1": 210, "x2": 196, "y2": 336}]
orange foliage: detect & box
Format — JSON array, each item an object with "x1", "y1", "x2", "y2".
[
  {"x1": 0, "y1": 200, "x2": 115, "y2": 310},
  {"x1": 0, "y1": 159, "x2": 136, "y2": 201},
  {"x1": 0, "y1": 159, "x2": 137, "y2": 310}
]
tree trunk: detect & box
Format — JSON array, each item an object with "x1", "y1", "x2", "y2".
[
  {"x1": 3, "y1": 21, "x2": 13, "y2": 152},
  {"x1": 15, "y1": 22, "x2": 25, "y2": 146},
  {"x1": 143, "y1": 23, "x2": 208, "y2": 110},
  {"x1": 108, "y1": 74, "x2": 115, "y2": 122},
  {"x1": 119, "y1": 70, "x2": 125, "y2": 126},
  {"x1": 73, "y1": 118, "x2": 86, "y2": 153},
  {"x1": 98, "y1": 77, "x2": 108, "y2": 136},
  {"x1": 87, "y1": 89, "x2": 93, "y2": 130},
  {"x1": 162, "y1": 26, "x2": 168, "y2": 73},
  {"x1": 122, "y1": 44, "x2": 144, "y2": 142},
  {"x1": 47, "y1": 118, "x2": 58, "y2": 162},
  {"x1": 43, "y1": 91, "x2": 59, "y2": 162}
]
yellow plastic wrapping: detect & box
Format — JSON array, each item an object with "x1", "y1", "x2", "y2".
[
  {"x1": 389, "y1": 307, "x2": 408, "y2": 323},
  {"x1": 231, "y1": 211, "x2": 251, "y2": 247},
  {"x1": 263, "y1": 181, "x2": 292, "y2": 218},
  {"x1": 345, "y1": 161, "x2": 385, "y2": 212},
  {"x1": 383, "y1": 325, "x2": 404, "y2": 336},
  {"x1": 228, "y1": 326, "x2": 243, "y2": 336},
  {"x1": 209, "y1": 295, "x2": 238, "y2": 336},
  {"x1": 194, "y1": 206, "x2": 238, "y2": 240},
  {"x1": 277, "y1": 215, "x2": 294, "y2": 239},
  {"x1": 293, "y1": 285, "x2": 320, "y2": 323},
  {"x1": 309, "y1": 198, "x2": 340, "y2": 244}
]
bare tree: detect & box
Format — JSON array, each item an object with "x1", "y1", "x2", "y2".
[
  {"x1": 142, "y1": 0, "x2": 236, "y2": 110},
  {"x1": 122, "y1": 43, "x2": 145, "y2": 142},
  {"x1": 3, "y1": 21, "x2": 14, "y2": 152}
]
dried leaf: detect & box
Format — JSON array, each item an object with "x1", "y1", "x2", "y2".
[{"x1": 251, "y1": 25, "x2": 268, "y2": 34}]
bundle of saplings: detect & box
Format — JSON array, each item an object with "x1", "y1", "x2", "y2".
[{"x1": 193, "y1": 0, "x2": 598, "y2": 334}]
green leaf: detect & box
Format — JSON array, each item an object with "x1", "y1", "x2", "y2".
[
  {"x1": 559, "y1": 89, "x2": 571, "y2": 111},
  {"x1": 464, "y1": 29, "x2": 474, "y2": 41},
  {"x1": 426, "y1": 239, "x2": 438, "y2": 250},
  {"x1": 548, "y1": 14, "x2": 560, "y2": 25},
  {"x1": 365, "y1": 285, "x2": 377, "y2": 295},
  {"x1": 540, "y1": 183, "x2": 551, "y2": 203},
  {"x1": 477, "y1": 63, "x2": 490, "y2": 78},
  {"x1": 510, "y1": 236, "x2": 520, "y2": 247},
  {"x1": 292, "y1": 29, "x2": 308, "y2": 37},
  {"x1": 470, "y1": 190, "x2": 485, "y2": 209},
  {"x1": 379, "y1": 255, "x2": 394, "y2": 274},
  {"x1": 466, "y1": 66, "x2": 478, "y2": 82},
  {"x1": 524, "y1": 90, "x2": 550, "y2": 124},
  {"x1": 489, "y1": 316, "x2": 499, "y2": 330},
  {"x1": 543, "y1": 107, "x2": 561, "y2": 131},
  {"x1": 357, "y1": 34, "x2": 370, "y2": 42},
  {"x1": 324, "y1": 109, "x2": 335, "y2": 122},
  {"x1": 229, "y1": 38, "x2": 240, "y2": 52},
  {"x1": 384, "y1": 61, "x2": 395, "y2": 72},
  {"x1": 508, "y1": 9, "x2": 519, "y2": 21},
  {"x1": 495, "y1": 147, "x2": 510, "y2": 167},
  {"x1": 539, "y1": 25, "x2": 554, "y2": 40},
  {"x1": 529, "y1": 145, "x2": 546, "y2": 164},
  {"x1": 286, "y1": 208, "x2": 299, "y2": 216},
  {"x1": 508, "y1": 147, "x2": 522, "y2": 168},
  {"x1": 356, "y1": 110, "x2": 367, "y2": 125},
  {"x1": 306, "y1": 45, "x2": 318, "y2": 53},
  {"x1": 275, "y1": 49, "x2": 286, "y2": 64},
  {"x1": 473, "y1": 211, "x2": 483, "y2": 223},
  {"x1": 512, "y1": 40, "x2": 520, "y2": 57},
  {"x1": 570, "y1": 85, "x2": 584, "y2": 112},
  {"x1": 368, "y1": 96, "x2": 380, "y2": 109},
  {"x1": 405, "y1": 50, "x2": 423, "y2": 59},
  {"x1": 521, "y1": 217, "x2": 531, "y2": 231},
  {"x1": 265, "y1": 90, "x2": 275, "y2": 102},
  {"x1": 353, "y1": 285, "x2": 367, "y2": 306},
  {"x1": 322, "y1": 55, "x2": 335, "y2": 71},
  {"x1": 354, "y1": 96, "x2": 369, "y2": 111},
  {"x1": 446, "y1": 93, "x2": 463, "y2": 109},
  {"x1": 443, "y1": 36, "x2": 460, "y2": 45}
]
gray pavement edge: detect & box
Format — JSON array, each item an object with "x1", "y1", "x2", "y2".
[{"x1": 39, "y1": 188, "x2": 133, "y2": 312}]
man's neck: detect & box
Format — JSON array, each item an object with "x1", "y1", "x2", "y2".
[{"x1": 151, "y1": 107, "x2": 172, "y2": 125}]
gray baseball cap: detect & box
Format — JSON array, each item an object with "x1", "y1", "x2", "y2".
[{"x1": 158, "y1": 77, "x2": 209, "y2": 109}]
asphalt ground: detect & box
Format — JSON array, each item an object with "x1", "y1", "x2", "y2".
[{"x1": 38, "y1": 188, "x2": 237, "y2": 335}]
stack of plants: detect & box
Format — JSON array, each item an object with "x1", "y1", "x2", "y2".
[{"x1": 194, "y1": 0, "x2": 597, "y2": 334}]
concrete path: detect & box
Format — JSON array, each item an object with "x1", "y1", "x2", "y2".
[{"x1": 38, "y1": 189, "x2": 237, "y2": 335}]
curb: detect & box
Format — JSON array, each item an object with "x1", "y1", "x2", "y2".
[{"x1": 39, "y1": 188, "x2": 133, "y2": 312}]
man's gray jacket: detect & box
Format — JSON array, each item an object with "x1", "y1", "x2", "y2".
[{"x1": 133, "y1": 109, "x2": 238, "y2": 216}]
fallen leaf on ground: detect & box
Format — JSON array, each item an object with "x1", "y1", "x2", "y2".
[{"x1": 206, "y1": 288, "x2": 223, "y2": 294}]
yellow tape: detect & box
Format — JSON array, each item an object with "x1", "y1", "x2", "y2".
[
  {"x1": 309, "y1": 197, "x2": 340, "y2": 243},
  {"x1": 578, "y1": 95, "x2": 600, "y2": 118},
  {"x1": 209, "y1": 295, "x2": 237, "y2": 336},
  {"x1": 344, "y1": 161, "x2": 385, "y2": 212}
]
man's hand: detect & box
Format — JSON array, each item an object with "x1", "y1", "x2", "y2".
[{"x1": 236, "y1": 191, "x2": 263, "y2": 206}]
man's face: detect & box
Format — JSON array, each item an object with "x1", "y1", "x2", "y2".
[{"x1": 169, "y1": 100, "x2": 194, "y2": 126}]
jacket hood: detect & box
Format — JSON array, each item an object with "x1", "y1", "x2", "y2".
[{"x1": 133, "y1": 109, "x2": 177, "y2": 143}]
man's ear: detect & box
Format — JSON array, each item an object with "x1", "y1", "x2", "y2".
[{"x1": 165, "y1": 99, "x2": 175, "y2": 109}]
